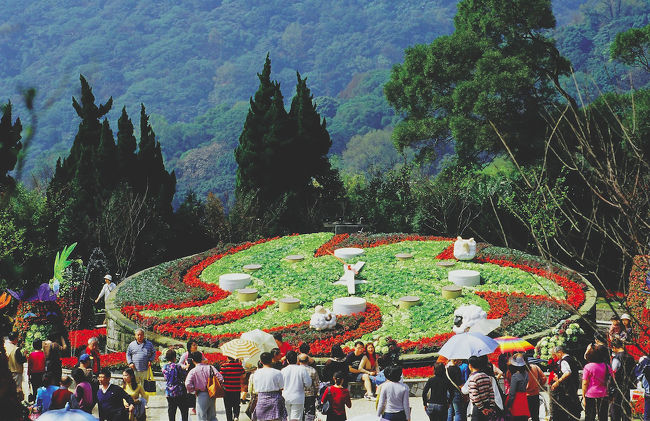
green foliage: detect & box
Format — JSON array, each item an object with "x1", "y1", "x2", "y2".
[
  {"x1": 611, "y1": 23, "x2": 650, "y2": 72},
  {"x1": 51, "y1": 242, "x2": 77, "y2": 285},
  {"x1": 386, "y1": 0, "x2": 572, "y2": 164},
  {"x1": 0, "y1": 101, "x2": 22, "y2": 189}
]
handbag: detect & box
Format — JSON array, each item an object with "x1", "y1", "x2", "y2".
[
  {"x1": 245, "y1": 394, "x2": 258, "y2": 419},
  {"x1": 207, "y1": 367, "x2": 225, "y2": 398},
  {"x1": 143, "y1": 367, "x2": 157, "y2": 393},
  {"x1": 506, "y1": 391, "x2": 530, "y2": 417},
  {"x1": 425, "y1": 403, "x2": 447, "y2": 416}
]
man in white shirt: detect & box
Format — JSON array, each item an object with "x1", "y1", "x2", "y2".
[
  {"x1": 252, "y1": 352, "x2": 286, "y2": 421},
  {"x1": 281, "y1": 351, "x2": 311, "y2": 421}
]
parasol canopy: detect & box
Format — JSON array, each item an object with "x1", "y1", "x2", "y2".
[
  {"x1": 438, "y1": 332, "x2": 499, "y2": 359},
  {"x1": 240, "y1": 329, "x2": 277, "y2": 353},
  {"x1": 220, "y1": 338, "x2": 260, "y2": 360},
  {"x1": 494, "y1": 336, "x2": 534, "y2": 354}
]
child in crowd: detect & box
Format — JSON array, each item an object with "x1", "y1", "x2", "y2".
[{"x1": 321, "y1": 371, "x2": 351, "y2": 421}]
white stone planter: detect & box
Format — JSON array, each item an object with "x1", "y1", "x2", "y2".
[
  {"x1": 219, "y1": 273, "x2": 252, "y2": 292},
  {"x1": 334, "y1": 248, "x2": 364, "y2": 260},
  {"x1": 243, "y1": 264, "x2": 262, "y2": 272},
  {"x1": 448, "y1": 269, "x2": 480, "y2": 287},
  {"x1": 333, "y1": 297, "x2": 367, "y2": 315}
]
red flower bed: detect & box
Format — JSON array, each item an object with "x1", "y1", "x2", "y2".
[
  {"x1": 62, "y1": 350, "x2": 162, "y2": 370},
  {"x1": 625, "y1": 255, "x2": 650, "y2": 357},
  {"x1": 68, "y1": 328, "x2": 107, "y2": 349}
]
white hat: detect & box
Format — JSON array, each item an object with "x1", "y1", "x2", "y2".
[
  {"x1": 621, "y1": 313, "x2": 631, "y2": 320},
  {"x1": 104, "y1": 274, "x2": 112, "y2": 281}
]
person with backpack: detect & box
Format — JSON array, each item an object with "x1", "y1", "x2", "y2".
[
  {"x1": 551, "y1": 345, "x2": 581, "y2": 421},
  {"x1": 610, "y1": 339, "x2": 636, "y2": 421}
]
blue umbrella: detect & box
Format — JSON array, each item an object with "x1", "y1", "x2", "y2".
[{"x1": 38, "y1": 408, "x2": 99, "y2": 420}]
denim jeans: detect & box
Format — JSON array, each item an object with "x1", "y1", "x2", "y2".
[{"x1": 447, "y1": 390, "x2": 466, "y2": 421}]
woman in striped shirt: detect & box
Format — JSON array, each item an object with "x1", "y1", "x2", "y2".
[{"x1": 464, "y1": 356, "x2": 495, "y2": 421}]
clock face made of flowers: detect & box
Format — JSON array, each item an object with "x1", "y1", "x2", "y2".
[{"x1": 119, "y1": 232, "x2": 589, "y2": 356}]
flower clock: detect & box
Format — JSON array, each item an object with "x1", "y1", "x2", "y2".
[{"x1": 116, "y1": 233, "x2": 590, "y2": 356}]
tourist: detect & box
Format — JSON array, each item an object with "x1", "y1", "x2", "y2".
[
  {"x1": 179, "y1": 339, "x2": 200, "y2": 415},
  {"x1": 44, "y1": 331, "x2": 67, "y2": 383},
  {"x1": 298, "y1": 352, "x2": 319, "y2": 421},
  {"x1": 620, "y1": 314, "x2": 634, "y2": 342},
  {"x1": 282, "y1": 350, "x2": 312, "y2": 421},
  {"x1": 359, "y1": 342, "x2": 379, "y2": 400},
  {"x1": 446, "y1": 359, "x2": 466, "y2": 421},
  {"x1": 96, "y1": 274, "x2": 117, "y2": 306},
  {"x1": 610, "y1": 338, "x2": 636, "y2": 421},
  {"x1": 525, "y1": 355, "x2": 547, "y2": 421},
  {"x1": 122, "y1": 368, "x2": 147, "y2": 421},
  {"x1": 551, "y1": 345, "x2": 581, "y2": 421},
  {"x1": 505, "y1": 354, "x2": 530, "y2": 421},
  {"x1": 97, "y1": 367, "x2": 135, "y2": 421},
  {"x1": 634, "y1": 355, "x2": 650, "y2": 421},
  {"x1": 5, "y1": 331, "x2": 26, "y2": 393},
  {"x1": 28, "y1": 338, "x2": 46, "y2": 401},
  {"x1": 163, "y1": 348, "x2": 189, "y2": 421},
  {"x1": 344, "y1": 341, "x2": 366, "y2": 386},
  {"x1": 72, "y1": 367, "x2": 95, "y2": 413},
  {"x1": 271, "y1": 347, "x2": 284, "y2": 370},
  {"x1": 220, "y1": 355, "x2": 246, "y2": 421},
  {"x1": 323, "y1": 345, "x2": 348, "y2": 386},
  {"x1": 179, "y1": 339, "x2": 202, "y2": 368},
  {"x1": 35, "y1": 373, "x2": 59, "y2": 413},
  {"x1": 462, "y1": 356, "x2": 495, "y2": 421},
  {"x1": 252, "y1": 351, "x2": 286, "y2": 421},
  {"x1": 377, "y1": 365, "x2": 411, "y2": 421},
  {"x1": 49, "y1": 375, "x2": 73, "y2": 410},
  {"x1": 185, "y1": 351, "x2": 224, "y2": 421},
  {"x1": 126, "y1": 328, "x2": 156, "y2": 387},
  {"x1": 87, "y1": 337, "x2": 102, "y2": 375},
  {"x1": 582, "y1": 344, "x2": 613, "y2": 421},
  {"x1": 423, "y1": 362, "x2": 453, "y2": 421},
  {"x1": 321, "y1": 371, "x2": 351, "y2": 421},
  {"x1": 609, "y1": 316, "x2": 623, "y2": 342},
  {"x1": 274, "y1": 332, "x2": 292, "y2": 358},
  {"x1": 78, "y1": 353, "x2": 94, "y2": 379}
]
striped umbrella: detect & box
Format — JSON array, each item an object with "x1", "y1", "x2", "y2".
[
  {"x1": 220, "y1": 338, "x2": 260, "y2": 360},
  {"x1": 494, "y1": 336, "x2": 534, "y2": 353}
]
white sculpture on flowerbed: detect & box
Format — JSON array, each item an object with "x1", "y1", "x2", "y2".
[
  {"x1": 310, "y1": 305, "x2": 337, "y2": 330},
  {"x1": 452, "y1": 304, "x2": 500, "y2": 334},
  {"x1": 453, "y1": 237, "x2": 477, "y2": 260}
]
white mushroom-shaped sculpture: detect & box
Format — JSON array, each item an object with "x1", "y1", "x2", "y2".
[{"x1": 310, "y1": 305, "x2": 337, "y2": 331}]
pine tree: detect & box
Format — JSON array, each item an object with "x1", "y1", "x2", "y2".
[
  {"x1": 116, "y1": 106, "x2": 138, "y2": 186},
  {"x1": 0, "y1": 101, "x2": 22, "y2": 189},
  {"x1": 97, "y1": 119, "x2": 118, "y2": 192}
]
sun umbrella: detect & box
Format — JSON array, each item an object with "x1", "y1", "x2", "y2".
[
  {"x1": 438, "y1": 332, "x2": 499, "y2": 359},
  {"x1": 494, "y1": 336, "x2": 534, "y2": 354},
  {"x1": 468, "y1": 318, "x2": 501, "y2": 335},
  {"x1": 241, "y1": 329, "x2": 277, "y2": 353},
  {"x1": 220, "y1": 338, "x2": 261, "y2": 360},
  {"x1": 38, "y1": 408, "x2": 99, "y2": 421}
]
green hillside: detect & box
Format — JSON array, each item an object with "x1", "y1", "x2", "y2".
[{"x1": 2, "y1": 0, "x2": 648, "y2": 204}]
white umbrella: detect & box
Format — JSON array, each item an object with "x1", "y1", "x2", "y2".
[
  {"x1": 438, "y1": 332, "x2": 499, "y2": 359},
  {"x1": 241, "y1": 329, "x2": 277, "y2": 353},
  {"x1": 38, "y1": 408, "x2": 99, "y2": 421}
]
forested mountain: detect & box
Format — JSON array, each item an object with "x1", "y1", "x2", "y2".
[{"x1": 2, "y1": 0, "x2": 648, "y2": 205}]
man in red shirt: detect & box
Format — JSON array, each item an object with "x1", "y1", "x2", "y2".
[
  {"x1": 274, "y1": 333, "x2": 292, "y2": 357},
  {"x1": 50, "y1": 375, "x2": 73, "y2": 409},
  {"x1": 220, "y1": 356, "x2": 246, "y2": 421},
  {"x1": 28, "y1": 338, "x2": 46, "y2": 402}
]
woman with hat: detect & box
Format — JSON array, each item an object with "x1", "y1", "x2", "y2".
[
  {"x1": 505, "y1": 354, "x2": 530, "y2": 421},
  {"x1": 620, "y1": 314, "x2": 634, "y2": 341}
]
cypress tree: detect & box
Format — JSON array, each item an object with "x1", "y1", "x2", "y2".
[
  {"x1": 0, "y1": 101, "x2": 22, "y2": 189},
  {"x1": 97, "y1": 119, "x2": 118, "y2": 193},
  {"x1": 234, "y1": 54, "x2": 275, "y2": 195},
  {"x1": 116, "y1": 106, "x2": 138, "y2": 186}
]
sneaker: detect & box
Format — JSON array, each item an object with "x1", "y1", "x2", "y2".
[{"x1": 364, "y1": 393, "x2": 375, "y2": 400}]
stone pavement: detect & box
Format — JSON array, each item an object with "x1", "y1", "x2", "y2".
[{"x1": 136, "y1": 394, "x2": 428, "y2": 421}]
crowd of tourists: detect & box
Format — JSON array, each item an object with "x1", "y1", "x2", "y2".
[{"x1": 5, "y1": 305, "x2": 650, "y2": 421}]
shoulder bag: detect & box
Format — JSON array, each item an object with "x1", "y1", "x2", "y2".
[{"x1": 207, "y1": 366, "x2": 225, "y2": 398}]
